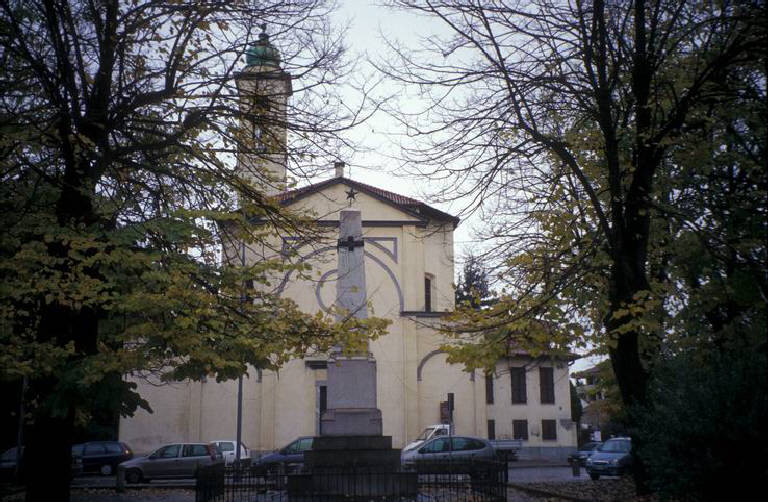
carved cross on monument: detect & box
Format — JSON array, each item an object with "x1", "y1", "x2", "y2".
[{"x1": 338, "y1": 235, "x2": 364, "y2": 252}]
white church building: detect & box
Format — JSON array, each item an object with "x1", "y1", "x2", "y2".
[{"x1": 119, "y1": 30, "x2": 577, "y2": 460}]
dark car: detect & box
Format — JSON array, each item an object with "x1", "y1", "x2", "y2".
[
  {"x1": 0, "y1": 447, "x2": 23, "y2": 482},
  {"x1": 567, "y1": 441, "x2": 602, "y2": 466},
  {"x1": 72, "y1": 441, "x2": 133, "y2": 475},
  {"x1": 119, "y1": 443, "x2": 222, "y2": 484},
  {"x1": 1, "y1": 446, "x2": 83, "y2": 481},
  {"x1": 252, "y1": 437, "x2": 313, "y2": 474},
  {"x1": 585, "y1": 437, "x2": 632, "y2": 480}
]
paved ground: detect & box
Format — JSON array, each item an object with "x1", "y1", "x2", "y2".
[
  {"x1": 64, "y1": 488, "x2": 547, "y2": 502},
  {"x1": 6, "y1": 465, "x2": 600, "y2": 501},
  {"x1": 70, "y1": 489, "x2": 195, "y2": 502},
  {"x1": 508, "y1": 465, "x2": 591, "y2": 483}
]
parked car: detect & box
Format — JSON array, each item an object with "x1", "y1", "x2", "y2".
[
  {"x1": 0, "y1": 447, "x2": 22, "y2": 482},
  {"x1": 72, "y1": 441, "x2": 133, "y2": 475},
  {"x1": 119, "y1": 443, "x2": 222, "y2": 483},
  {"x1": 210, "y1": 440, "x2": 249, "y2": 466},
  {"x1": 401, "y1": 436, "x2": 496, "y2": 470},
  {"x1": 585, "y1": 437, "x2": 632, "y2": 480},
  {"x1": 1, "y1": 446, "x2": 83, "y2": 481},
  {"x1": 252, "y1": 437, "x2": 313, "y2": 474},
  {"x1": 567, "y1": 441, "x2": 603, "y2": 467},
  {"x1": 402, "y1": 424, "x2": 452, "y2": 453}
]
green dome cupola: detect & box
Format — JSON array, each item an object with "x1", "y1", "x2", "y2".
[{"x1": 246, "y1": 29, "x2": 281, "y2": 68}]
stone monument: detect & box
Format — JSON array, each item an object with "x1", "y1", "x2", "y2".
[{"x1": 300, "y1": 204, "x2": 402, "y2": 475}]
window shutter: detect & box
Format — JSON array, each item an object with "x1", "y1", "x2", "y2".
[
  {"x1": 485, "y1": 374, "x2": 494, "y2": 404},
  {"x1": 511, "y1": 367, "x2": 527, "y2": 404},
  {"x1": 424, "y1": 276, "x2": 432, "y2": 312},
  {"x1": 542, "y1": 419, "x2": 557, "y2": 440},
  {"x1": 540, "y1": 367, "x2": 555, "y2": 404},
  {"x1": 513, "y1": 420, "x2": 528, "y2": 440}
]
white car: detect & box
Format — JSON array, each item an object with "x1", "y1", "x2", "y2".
[{"x1": 211, "y1": 440, "x2": 249, "y2": 465}]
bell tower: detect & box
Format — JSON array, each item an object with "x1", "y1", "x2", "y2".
[{"x1": 236, "y1": 26, "x2": 292, "y2": 195}]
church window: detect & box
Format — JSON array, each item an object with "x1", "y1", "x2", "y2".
[
  {"x1": 424, "y1": 275, "x2": 433, "y2": 312},
  {"x1": 319, "y1": 385, "x2": 327, "y2": 414},
  {"x1": 250, "y1": 95, "x2": 269, "y2": 153},
  {"x1": 510, "y1": 367, "x2": 527, "y2": 404},
  {"x1": 252, "y1": 124, "x2": 267, "y2": 153},
  {"x1": 485, "y1": 374, "x2": 494, "y2": 404},
  {"x1": 487, "y1": 419, "x2": 496, "y2": 440}
]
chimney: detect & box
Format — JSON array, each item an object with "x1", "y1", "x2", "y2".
[{"x1": 334, "y1": 161, "x2": 345, "y2": 178}]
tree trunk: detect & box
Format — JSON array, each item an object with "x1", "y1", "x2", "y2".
[
  {"x1": 606, "y1": 249, "x2": 652, "y2": 493},
  {"x1": 24, "y1": 128, "x2": 100, "y2": 500},
  {"x1": 25, "y1": 394, "x2": 75, "y2": 502}
]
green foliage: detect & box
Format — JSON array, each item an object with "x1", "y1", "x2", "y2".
[
  {"x1": 454, "y1": 254, "x2": 493, "y2": 309},
  {"x1": 569, "y1": 381, "x2": 582, "y2": 424},
  {"x1": 633, "y1": 343, "x2": 768, "y2": 502},
  {"x1": 0, "y1": 0, "x2": 387, "y2": 447}
]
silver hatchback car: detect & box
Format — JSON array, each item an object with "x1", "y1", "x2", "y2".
[
  {"x1": 120, "y1": 443, "x2": 222, "y2": 483},
  {"x1": 401, "y1": 436, "x2": 496, "y2": 469}
]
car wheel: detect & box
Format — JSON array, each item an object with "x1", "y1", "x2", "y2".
[
  {"x1": 100, "y1": 464, "x2": 113, "y2": 476},
  {"x1": 125, "y1": 469, "x2": 142, "y2": 484},
  {"x1": 589, "y1": 473, "x2": 600, "y2": 481}
]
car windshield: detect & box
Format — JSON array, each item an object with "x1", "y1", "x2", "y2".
[
  {"x1": 416, "y1": 428, "x2": 434, "y2": 441},
  {"x1": 600, "y1": 440, "x2": 631, "y2": 453}
]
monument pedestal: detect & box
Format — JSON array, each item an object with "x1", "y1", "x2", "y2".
[
  {"x1": 304, "y1": 435, "x2": 400, "y2": 472},
  {"x1": 290, "y1": 436, "x2": 410, "y2": 501}
]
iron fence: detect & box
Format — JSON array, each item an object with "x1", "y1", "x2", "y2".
[{"x1": 196, "y1": 460, "x2": 508, "y2": 502}]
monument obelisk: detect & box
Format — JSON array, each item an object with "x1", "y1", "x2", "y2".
[
  {"x1": 302, "y1": 200, "x2": 400, "y2": 473},
  {"x1": 319, "y1": 205, "x2": 383, "y2": 436}
]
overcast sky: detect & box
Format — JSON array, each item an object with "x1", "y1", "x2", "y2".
[{"x1": 327, "y1": 2, "x2": 485, "y2": 250}]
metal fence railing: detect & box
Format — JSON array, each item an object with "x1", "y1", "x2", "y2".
[{"x1": 196, "y1": 459, "x2": 508, "y2": 502}]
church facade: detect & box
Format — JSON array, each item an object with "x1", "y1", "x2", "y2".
[{"x1": 119, "y1": 31, "x2": 576, "y2": 459}]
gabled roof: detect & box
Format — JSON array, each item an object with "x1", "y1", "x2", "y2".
[{"x1": 276, "y1": 177, "x2": 460, "y2": 227}]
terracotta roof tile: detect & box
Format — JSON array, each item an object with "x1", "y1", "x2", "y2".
[{"x1": 275, "y1": 177, "x2": 459, "y2": 226}]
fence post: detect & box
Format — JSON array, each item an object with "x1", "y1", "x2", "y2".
[
  {"x1": 571, "y1": 460, "x2": 581, "y2": 477},
  {"x1": 115, "y1": 465, "x2": 125, "y2": 493}
]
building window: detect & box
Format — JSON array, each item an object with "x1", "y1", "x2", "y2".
[
  {"x1": 510, "y1": 367, "x2": 527, "y2": 404},
  {"x1": 485, "y1": 374, "x2": 494, "y2": 404},
  {"x1": 424, "y1": 275, "x2": 432, "y2": 312},
  {"x1": 250, "y1": 96, "x2": 269, "y2": 153},
  {"x1": 513, "y1": 420, "x2": 528, "y2": 440},
  {"x1": 487, "y1": 419, "x2": 496, "y2": 440},
  {"x1": 540, "y1": 367, "x2": 555, "y2": 404},
  {"x1": 317, "y1": 384, "x2": 327, "y2": 435},
  {"x1": 542, "y1": 419, "x2": 557, "y2": 441},
  {"x1": 319, "y1": 385, "x2": 327, "y2": 414}
]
